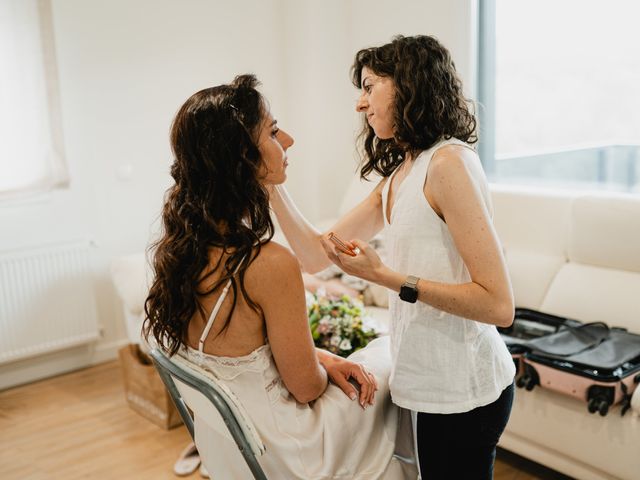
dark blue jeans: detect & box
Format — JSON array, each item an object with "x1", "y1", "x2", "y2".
[{"x1": 416, "y1": 383, "x2": 514, "y2": 480}]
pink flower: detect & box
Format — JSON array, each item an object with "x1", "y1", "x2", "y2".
[{"x1": 317, "y1": 322, "x2": 330, "y2": 334}]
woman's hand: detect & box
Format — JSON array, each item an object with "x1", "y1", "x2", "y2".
[
  {"x1": 333, "y1": 239, "x2": 386, "y2": 283},
  {"x1": 319, "y1": 233, "x2": 357, "y2": 265},
  {"x1": 317, "y1": 349, "x2": 377, "y2": 408}
]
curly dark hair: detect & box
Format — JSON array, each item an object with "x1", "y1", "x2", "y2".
[
  {"x1": 351, "y1": 35, "x2": 478, "y2": 179},
  {"x1": 143, "y1": 74, "x2": 274, "y2": 356}
]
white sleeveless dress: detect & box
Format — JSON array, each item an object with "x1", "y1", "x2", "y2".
[{"x1": 179, "y1": 270, "x2": 417, "y2": 479}]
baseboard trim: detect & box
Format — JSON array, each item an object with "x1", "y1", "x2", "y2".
[
  {"x1": 0, "y1": 338, "x2": 130, "y2": 391},
  {"x1": 91, "y1": 338, "x2": 130, "y2": 365}
]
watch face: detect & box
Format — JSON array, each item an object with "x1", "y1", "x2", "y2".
[{"x1": 400, "y1": 285, "x2": 418, "y2": 303}]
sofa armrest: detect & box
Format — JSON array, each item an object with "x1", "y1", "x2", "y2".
[{"x1": 110, "y1": 253, "x2": 149, "y2": 343}]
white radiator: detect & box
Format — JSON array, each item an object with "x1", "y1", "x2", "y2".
[{"x1": 0, "y1": 241, "x2": 100, "y2": 364}]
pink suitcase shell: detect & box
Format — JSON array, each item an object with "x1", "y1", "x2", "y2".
[
  {"x1": 516, "y1": 323, "x2": 640, "y2": 416},
  {"x1": 519, "y1": 356, "x2": 640, "y2": 416}
]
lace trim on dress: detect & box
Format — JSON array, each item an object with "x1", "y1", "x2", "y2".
[{"x1": 182, "y1": 343, "x2": 272, "y2": 380}]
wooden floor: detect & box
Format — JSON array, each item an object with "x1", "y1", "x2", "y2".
[{"x1": 0, "y1": 360, "x2": 573, "y2": 479}]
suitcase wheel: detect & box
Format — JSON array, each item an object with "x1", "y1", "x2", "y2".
[
  {"x1": 587, "y1": 386, "x2": 614, "y2": 417},
  {"x1": 524, "y1": 375, "x2": 536, "y2": 391},
  {"x1": 588, "y1": 396, "x2": 610, "y2": 416},
  {"x1": 516, "y1": 364, "x2": 538, "y2": 391},
  {"x1": 597, "y1": 400, "x2": 609, "y2": 416}
]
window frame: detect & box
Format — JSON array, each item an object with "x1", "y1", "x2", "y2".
[
  {"x1": 476, "y1": 0, "x2": 640, "y2": 193},
  {"x1": 0, "y1": 0, "x2": 68, "y2": 201},
  {"x1": 476, "y1": 0, "x2": 496, "y2": 177}
]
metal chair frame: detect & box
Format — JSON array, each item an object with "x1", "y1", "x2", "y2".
[{"x1": 149, "y1": 348, "x2": 268, "y2": 480}]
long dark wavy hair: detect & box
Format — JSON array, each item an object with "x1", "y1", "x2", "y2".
[
  {"x1": 351, "y1": 35, "x2": 478, "y2": 179},
  {"x1": 143, "y1": 74, "x2": 274, "y2": 356}
]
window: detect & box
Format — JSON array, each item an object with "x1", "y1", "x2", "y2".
[
  {"x1": 478, "y1": 0, "x2": 640, "y2": 192},
  {"x1": 0, "y1": 0, "x2": 68, "y2": 198}
]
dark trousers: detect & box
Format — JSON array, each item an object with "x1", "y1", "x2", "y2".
[{"x1": 416, "y1": 383, "x2": 514, "y2": 480}]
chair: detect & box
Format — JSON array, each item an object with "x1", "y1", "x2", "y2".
[{"x1": 149, "y1": 348, "x2": 268, "y2": 480}]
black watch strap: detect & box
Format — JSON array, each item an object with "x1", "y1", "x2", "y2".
[{"x1": 399, "y1": 275, "x2": 419, "y2": 303}]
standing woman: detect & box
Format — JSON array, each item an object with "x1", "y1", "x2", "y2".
[{"x1": 270, "y1": 35, "x2": 516, "y2": 479}]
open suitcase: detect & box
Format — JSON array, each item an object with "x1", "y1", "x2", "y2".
[
  {"x1": 520, "y1": 322, "x2": 640, "y2": 416},
  {"x1": 498, "y1": 308, "x2": 580, "y2": 379},
  {"x1": 499, "y1": 310, "x2": 640, "y2": 416}
]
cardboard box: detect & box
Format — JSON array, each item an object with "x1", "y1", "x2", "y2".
[{"x1": 118, "y1": 343, "x2": 183, "y2": 430}]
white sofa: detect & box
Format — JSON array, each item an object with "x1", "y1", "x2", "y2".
[
  {"x1": 490, "y1": 184, "x2": 640, "y2": 480},
  {"x1": 111, "y1": 183, "x2": 640, "y2": 480}
]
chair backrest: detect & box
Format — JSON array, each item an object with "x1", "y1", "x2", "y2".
[{"x1": 149, "y1": 348, "x2": 268, "y2": 480}]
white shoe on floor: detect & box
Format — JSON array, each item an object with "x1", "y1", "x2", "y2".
[{"x1": 173, "y1": 442, "x2": 200, "y2": 476}]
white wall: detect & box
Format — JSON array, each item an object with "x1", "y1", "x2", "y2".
[
  {"x1": 0, "y1": 0, "x2": 476, "y2": 387},
  {"x1": 283, "y1": 0, "x2": 478, "y2": 221}
]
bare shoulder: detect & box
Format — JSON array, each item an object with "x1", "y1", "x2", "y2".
[
  {"x1": 426, "y1": 145, "x2": 483, "y2": 217},
  {"x1": 248, "y1": 240, "x2": 300, "y2": 275},
  {"x1": 244, "y1": 241, "x2": 303, "y2": 298},
  {"x1": 429, "y1": 144, "x2": 479, "y2": 179}
]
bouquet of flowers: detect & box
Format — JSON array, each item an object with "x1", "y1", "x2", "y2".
[{"x1": 307, "y1": 292, "x2": 378, "y2": 357}]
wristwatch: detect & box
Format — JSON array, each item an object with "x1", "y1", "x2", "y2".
[{"x1": 399, "y1": 275, "x2": 419, "y2": 303}]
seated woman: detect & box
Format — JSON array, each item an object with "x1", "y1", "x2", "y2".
[{"x1": 144, "y1": 75, "x2": 416, "y2": 479}]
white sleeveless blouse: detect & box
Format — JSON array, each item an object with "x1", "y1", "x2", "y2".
[{"x1": 381, "y1": 138, "x2": 515, "y2": 414}]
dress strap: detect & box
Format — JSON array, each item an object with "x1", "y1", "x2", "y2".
[{"x1": 198, "y1": 255, "x2": 246, "y2": 353}]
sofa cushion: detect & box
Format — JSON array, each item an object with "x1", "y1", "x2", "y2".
[
  {"x1": 491, "y1": 185, "x2": 573, "y2": 311},
  {"x1": 110, "y1": 253, "x2": 150, "y2": 316},
  {"x1": 504, "y1": 249, "x2": 566, "y2": 310},
  {"x1": 569, "y1": 194, "x2": 640, "y2": 273},
  {"x1": 541, "y1": 263, "x2": 640, "y2": 333},
  {"x1": 491, "y1": 185, "x2": 572, "y2": 256}
]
